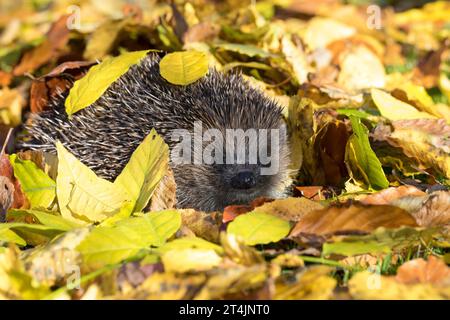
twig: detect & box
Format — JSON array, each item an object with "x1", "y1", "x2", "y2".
[{"x1": 0, "y1": 128, "x2": 13, "y2": 157}]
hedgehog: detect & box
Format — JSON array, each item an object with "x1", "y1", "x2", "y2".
[{"x1": 18, "y1": 53, "x2": 292, "y2": 212}]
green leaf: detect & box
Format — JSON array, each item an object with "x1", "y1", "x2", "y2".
[
  {"x1": 76, "y1": 226, "x2": 148, "y2": 268},
  {"x1": 114, "y1": 129, "x2": 169, "y2": 213},
  {"x1": 65, "y1": 50, "x2": 150, "y2": 116},
  {"x1": 214, "y1": 43, "x2": 273, "y2": 58},
  {"x1": 345, "y1": 116, "x2": 389, "y2": 189},
  {"x1": 7, "y1": 209, "x2": 81, "y2": 231},
  {"x1": 337, "y1": 108, "x2": 373, "y2": 119},
  {"x1": 159, "y1": 50, "x2": 209, "y2": 85},
  {"x1": 56, "y1": 142, "x2": 127, "y2": 223},
  {"x1": 371, "y1": 88, "x2": 436, "y2": 121},
  {"x1": 76, "y1": 210, "x2": 181, "y2": 268},
  {"x1": 114, "y1": 210, "x2": 181, "y2": 247},
  {"x1": 9, "y1": 154, "x2": 56, "y2": 209},
  {"x1": 227, "y1": 211, "x2": 291, "y2": 245},
  {"x1": 0, "y1": 228, "x2": 26, "y2": 246},
  {"x1": 322, "y1": 227, "x2": 437, "y2": 256},
  {"x1": 0, "y1": 222, "x2": 68, "y2": 246}
]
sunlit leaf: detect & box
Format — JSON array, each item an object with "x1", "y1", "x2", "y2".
[
  {"x1": 114, "y1": 129, "x2": 169, "y2": 213},
  {"x1": 345, "y1": 116, "x2": 389, "y2": 189},
  {"x1": 9, "y1": 154, "x2": 55, "y2": 209},
  {"x1": 159, "y1": 50, "x2": 209, "y2": 85},
  {"x1": 371, "y1": 88, "x2": 436, "y2": 121},
  {"x1": 227, "y1": 211, "x2": 291, "y2": 245},
  {"x1": 65, "y1": 50, "x2": 150, "y2": 115},
  {"x1": 56, "y1": 142, "x2": 127, "y2": 223}
]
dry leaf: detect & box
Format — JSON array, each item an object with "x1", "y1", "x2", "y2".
[
  {"x1": 290, "y1": 203, "x2": 418, "y2": 237},
  {"x1": 395, "y1": 256, "x2": 450, "y2": 286},
  {"x1": 360, "y1": 185, "x2": 426, "y2": 205}
]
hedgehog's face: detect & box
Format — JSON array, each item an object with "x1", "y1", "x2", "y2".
[{"x1": 171, "y1": 123, "x2": 292, "y2": 212}]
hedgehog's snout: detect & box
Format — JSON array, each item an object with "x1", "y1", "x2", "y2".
[{"x1": 230, "y1": 171, "x2": 257, "y2": 189}]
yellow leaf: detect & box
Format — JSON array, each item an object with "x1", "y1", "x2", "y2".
[
  {"x1": 9, "y1": 154, "x2": 56, "y2": 209},
  {"x1": 159, "y1": 51, "x2": 209, "y2": 85},
  {"x1": 371, "y1": 88, "x2": 436, "y2": 121},
  {"x1": 349, "y1": 271, "x2": 450, "y2": 300},
  {"x1": 228, "y1": 211, "x2": 291, "y2": 245},
  {"x1": 65, "y1": 50, "x2": 150, "y2": 116},
  {"x1": 56, "y1": 142, "x2": 127, "y2": 223},
  {"x1": 161, "y1": 249, "x2": 222, "y2": 273},
  {"x1": 114, "y1": 129, "x2": 169, "y2": 213}
]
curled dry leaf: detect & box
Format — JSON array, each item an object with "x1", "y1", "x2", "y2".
[
  {"x1": 30, "y1": 61, "x2": 94, "y2": 113},
  {"x1": 408, "y1": 191, "x2": 450, "y2": 233},
  {"x1": 373, "y1": 119, "x2": 450, "y2": 178},
  {"x1": 314, "y1": 120, "x2": 349, "y2": 186},
  {"x1": 395, "y1": 256, "x2": 450, "y2": 287},
  {"x1": 0, "y1": 176, "x2": 14, "y2": 222},
  {"x1": 290, "y1": 203, "x2": 418, "y2": 237},
  {"x1": 178, "y1": 209, "x2": 222, "y2": 243},
  {"x1": 0, "y1": 155, "x2": 28, "y2": 210},
  {"x1": 253, "y1": 197, "x2": 324, "y2": 222},
  {"x1": 349, "y1": 270, "x2": 450, "y2": 300},
  {"x1": 360, "y1": 185, "x2": 426, "y2": 205},
  {"x1": 274, "y1": 266, "x2": 336, "y2": 300},
  {"x1": 147, "y1": 167, "x2": 177, "y2": 212}
]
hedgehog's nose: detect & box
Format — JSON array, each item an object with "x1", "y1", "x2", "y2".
[{"x1": 231, "y1": 171, "x2": 256, "y2": 189}]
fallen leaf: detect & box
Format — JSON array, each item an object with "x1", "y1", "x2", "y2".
[
  {"x1": 114, "y1": 129, "x2": 169, "y2": 213},
  {"x1": 345, "y1": 116, "x2": 389, "y2": 190},
  {"x1": 159, "y1": 50, "x2": 209, "y2": 85},
  {"x1": 179, "y1": 209, "x2": 222, "y2": 243},
  {"x1": 371, "y1": 88, "x2": 436, "y2": 121},
  {"x1": 13, "y1": 15, "x2": 71, "y2": 76},
  {"x1": 373, "y1": 119, "x2": 450, "y2": 178},
  {"x1": 409, "y1": 191, "x2": 450, "y2": 233},
  {"x1": 252, "y1": 197, "x2": 324, "y2": 222},
  {"x1": 349, "y1": 270, "x2": 450, "y2": 300},
  {"x1": 290, "y1": 203, "x2": 417, "y2": 237},
  {"x1": 65, "y1": 50, "x2": 150, "y2": 116},
  {"x1": 56, "y1": 142, "x2": 127, "y2": 223},
  {"x1": 228, "y1": 211, "x2": 292, "y2": 245},
  {"x1": 30, "y1": 61, "x2": 94, "y2": 113},
  {"x1": 337, "y1": 46, "x2": 386, "y2": 92},
  {"x1": 395, "y1": 256, "x2": 450, "y2": 286},
  {"x1": 360, "y1": 185, "x2": 426, "y2": 205},
  {"x1": 161, "y1": 248, "x2": 222, "y2": 273},
  {"x1": 275, "y1": 266, "x2": 336, "y2": 300}
]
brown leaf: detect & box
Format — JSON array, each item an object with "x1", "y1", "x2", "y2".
[
  {"x1": 148, "y1": 167, "x2": 177, "y2": 212},
  {"x1": 0, "y1": 154, "x2": 28, "y2": 210},
  {"x1": 0, "y1": 71, "x2": 12, "y2": 87},
  {"x1": 13, "y1": 15, "x2": 71, "y2": 76},
  {"x1": 223, "y1": 205, "x2": 253, "y2": 223},
  {"x1": 413, "y1": 48, "x2": 444, "y2": 88},
  {"x1": 290, "y1": 203, "x2": 418, "y2": 237},
  {"x1": 294, "y1": 186, "x2": 326, "y2": 200},
  {"x1": 360, "y1": 185, "x2": 426, "y2": 205},
  {"x1": 183, "y1": 22, "x2": 220, "y2": 44},
  {"x1": 30, "y1": 61, "x2": 94, "y2": 113},
  {"x1": 372, "y1": 119, "x2": 450, "y2": 178},
  {"x1": 314, "y1": 120, "x2": 349, "y2": 186},
  {"x1": 0, "y1": 175, "x2": 14, "y2": 222},
  {"x1": 409, "y1": 191, "x2": 450, "y2": 233},
  {"x1": 255, "y1": 197, "x2": 324, "y2": 222},
  {"x1": 179, "y1": 209, "x2": 222, "y2": 243},
  {"x1": 222, "y1": 197, "x2": 273, "y2": 223},
  {"x1": 395, "y1": 256, "x2": 450, "y2": 287}
]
